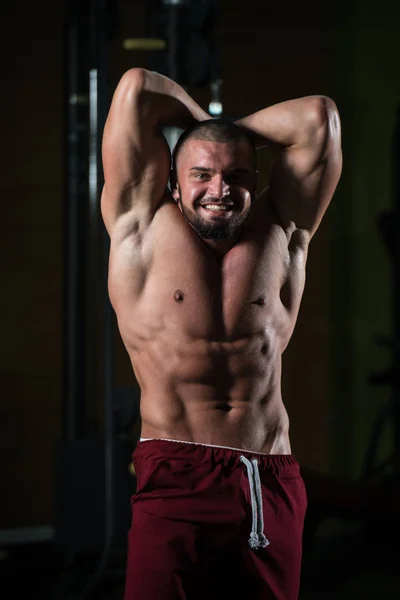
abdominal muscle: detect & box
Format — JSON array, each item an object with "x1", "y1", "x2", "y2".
[{"x1": 125, "y1": 328, "x2": 292, "y2": 455}]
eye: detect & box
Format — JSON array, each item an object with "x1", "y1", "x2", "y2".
[{"x1": 195, "y1": 173, "x2": 209, "y2": 180}]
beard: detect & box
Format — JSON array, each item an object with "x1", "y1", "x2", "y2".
[{"x1": 178, "y1": 198, "x2": 252, "y2": 240}]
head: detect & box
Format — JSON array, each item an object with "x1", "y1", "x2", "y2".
[{"x1": 170, "y1": 120, "x2": 258, "y2": 241}]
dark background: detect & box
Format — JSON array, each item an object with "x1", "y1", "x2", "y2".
[{"x1": 1, "y1": 0, "x2": 400, "y2": 598}]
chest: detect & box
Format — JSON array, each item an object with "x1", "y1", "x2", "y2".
[{"x1": 138, "y1": 209, "x2": 294, "y2": 339}]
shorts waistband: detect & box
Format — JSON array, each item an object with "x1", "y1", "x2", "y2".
[
  {"x1": 139, "y1": 437, "x2": 273, "y2": 454},
  {"x1": 136, "y1": 437, "x2": 299, "y2": 471}
]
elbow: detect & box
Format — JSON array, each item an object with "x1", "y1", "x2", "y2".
[
  {"x1": 322, "y1": 97, "x2": 342, "y2": 160},
  {"x1": 117, "y1": 68, "x2": 147, "y2": 99},
  {"x1": 324, "y1": 97, "x2": 341, "y2": 147},
  {"x1": 313, "y1": 96, "x2": 341, "y2": 140},
  {"x1": 307, "y1": 96, "x2": 341, "y2": 156},
  {"x1": 307, "y1": 95, "x2": 337, "y2": 121}
]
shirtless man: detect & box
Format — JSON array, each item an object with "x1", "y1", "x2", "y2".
[{"x1": 101, "y1": 68, "x2": 342, "y2": 600}]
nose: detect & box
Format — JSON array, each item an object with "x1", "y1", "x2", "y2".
[{"x1": 208, "y1": 174, "x2": 230, "y2": 199}]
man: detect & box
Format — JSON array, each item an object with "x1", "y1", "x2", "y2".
[{"x1": 101, "y1": 68, "x2": 342, "y2": 600}]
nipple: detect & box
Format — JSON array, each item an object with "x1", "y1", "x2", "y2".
[
  {"x1": 174, "y1": 290, "x2": 185, "y2": 303},
  {"x1": 252, "y1": 295, "x2": 266, "y2": 306}
]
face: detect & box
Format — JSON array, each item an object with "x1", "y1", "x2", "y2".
[{"x1": 172, "y1": 139, "x2": 257, "y2": 241}]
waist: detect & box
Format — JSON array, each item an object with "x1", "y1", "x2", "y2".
[{"x1": 139, "y1": 395, "x2": 291, "y2": 454}]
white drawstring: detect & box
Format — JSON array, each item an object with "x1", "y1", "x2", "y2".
[
  {"x1": 240, "y1": 456, "x2": 270, "y2": 550},
  {"x1": 139, "y1": 439, "x2": 271, "y2": 550}
]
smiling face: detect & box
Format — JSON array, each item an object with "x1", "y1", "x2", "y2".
[{"x1": 171, "y1": 139, "x2": 257, "y2": 241}]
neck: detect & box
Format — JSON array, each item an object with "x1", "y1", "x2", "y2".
[{"x1": 200, "y1": 236, "x2": 238, "y2": 258}]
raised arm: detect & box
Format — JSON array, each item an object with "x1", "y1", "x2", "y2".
[
  {"x1": 101, "y1": 68, "x2": 209, "y2": 236},
  {"x1": 235, "y1": 96, "x2": 342, "y2": 239}
]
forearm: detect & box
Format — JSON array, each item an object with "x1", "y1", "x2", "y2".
[
  {"x1": 234, "y1": 96, "x2": 336, "y2": 151},
  {"x1": 139, "y1": 69, "x2": 210, "y2": 129}
]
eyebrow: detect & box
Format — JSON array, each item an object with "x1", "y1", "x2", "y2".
[{"x1": 189, "y1": 166, "x2": 251, "y2": 174}]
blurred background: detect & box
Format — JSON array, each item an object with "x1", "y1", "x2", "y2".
[{"x1": 1, "y1": 0, "x2": 400, "y2": 598}]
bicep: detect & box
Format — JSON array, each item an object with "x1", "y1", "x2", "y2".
[
  {"x1": 269, "y1": 108, "x2": 342, "y2": 238},
  {"x1": 101, "y1": 69, "x2": 171, "y2": 232}
]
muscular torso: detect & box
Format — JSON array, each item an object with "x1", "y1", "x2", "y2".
[{"x1": 109, "y1": 191, "x2": 308, "y2": 454}]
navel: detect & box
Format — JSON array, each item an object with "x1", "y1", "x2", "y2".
[
  {"x1": 251, "y1": 295, "x2": 266, "y2": 306},
  {"x1": 174, "y1": 289, "x2": 185, "y2": 303},
  {"x1": 215, "y1": 403, "x2": 233, "y2": 413}
]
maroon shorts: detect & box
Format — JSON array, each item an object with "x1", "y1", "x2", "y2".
[{"x1": 124, "y1": 438, "x2": 307, "y2": 600}]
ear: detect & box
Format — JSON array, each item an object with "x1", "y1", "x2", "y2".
[{"x1": 170, "y1": 170, "x2": 179, "y2": 201}]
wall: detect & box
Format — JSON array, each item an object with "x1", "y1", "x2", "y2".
[
  {"x1": 328, "y1": 2, "x2": 400, "y2": 479},
  {"x1": 1, "y1": 1, "x2": 67, "y2": 528}
]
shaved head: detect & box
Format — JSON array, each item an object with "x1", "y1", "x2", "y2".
[{"x1": 172, "y1": 119, "x2": 257, "y2": 176}]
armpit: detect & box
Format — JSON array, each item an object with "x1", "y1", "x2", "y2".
[{"x1": 112, "y1": 212, "x2": 144, "y2": 245}]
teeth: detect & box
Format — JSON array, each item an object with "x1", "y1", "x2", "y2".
[{"x1": 204, "y1": 204, "x2": 231, "y2": 211}]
